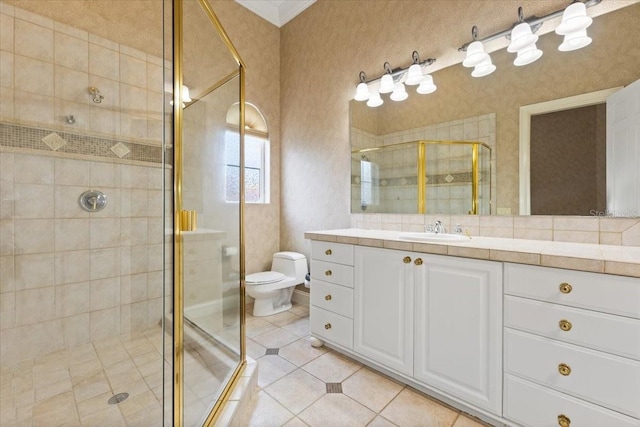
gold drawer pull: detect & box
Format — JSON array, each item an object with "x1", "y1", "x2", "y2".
[
  {"x1": 403, "y1": 256, "x2": 412, "y2": 264},
  {"x1": 325, "y1": 270, "x2": 332, "y2": 276},
  {"x1": 325, "y1": 249, "x2": 332, "y2": 255},
  {"x1": 325, "y1": 294, "x2": 332, "y2": 301},
  {"x1": 414, "y1": 258, "x2": 423, "y2": 266},
  {"x1": 559, "y1": 283, "x2": 572, "y2": 294},
  {"x1": 558, "y1": 363, "x2": 571, "y2": 376},
  {"x1": 558, "y1": 414, "x2": 571, "y2": 427},
  {"x1": 324, "y1": 323, "x2": 332, "y2": 330},
  {"x1": 559, "y1": 319, "x2": 572, "y2": 331}
]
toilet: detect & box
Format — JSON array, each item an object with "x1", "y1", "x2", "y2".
[{"x1": 246, "y1": 252, "x2": 308, "y2": 317}]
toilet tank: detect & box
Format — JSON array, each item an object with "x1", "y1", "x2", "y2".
[{"x1": 271, "y1": 252, "x2": 307, "y2": 283}]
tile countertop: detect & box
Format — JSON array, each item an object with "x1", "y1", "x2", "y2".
[{"x1": 304, "y1": 229, "x2": 640, "y2": 279}]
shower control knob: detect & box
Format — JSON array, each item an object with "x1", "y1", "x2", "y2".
[{"x1": 79, "y1": 190, "x2": 107, "y2": 212}]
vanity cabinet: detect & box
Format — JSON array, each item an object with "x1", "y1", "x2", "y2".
[
  {"x1": 413, "y1": 254, "x2": 502, "y2": 414},
  {"x1": 503, "y1": 263, "x2": 640, "y2": 427},
  {"x1": 353, "y1": 246, "x2": 414, "y2": 375},
  {"x1": 309, "y1": 241, "x2": 354, "y2": 349},
  {"x1": 353, "y1": 246, "x2": 502, "y2": 413}
]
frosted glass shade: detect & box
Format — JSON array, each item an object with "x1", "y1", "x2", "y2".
[
  {"x1": 405, "y1": 63, "x2": 424, "y2": 85},
  {"x1": 556, "y1": 2, "x2": 592, "y2": 35},
  {"x1": 354, "y1": 82, "x2": 370, "y2": 101},
  {"x1": 182, "y1": 85, "x2": 192, "y2": 102},
  {"x1": 559, "y1": 28, "x2": 592, "y2": 51},
  {"x1": 463, "y1": 41, "x2": 489, "y2": 68},
  {"x1": 367, "y1": 91, "x2": 383, "y2": 107},
  {"x1": 379, "y1": 74, "x2": 395, "y2": 93},
  {"x1": 390, "y1": 83, "x2": 408, "y2": 101},
  {"x1": 471, "y1": 56, "x2": 496, "y2": 77},
  {"x1": 508, "y1": 22, "x2": 538, "y2": 53},
  {"x1": 514, "y1": 43, "x2": 543, "y2": 66},
  {"x1": 416, "y1": 75, "x2": 437, "y2": 94}
]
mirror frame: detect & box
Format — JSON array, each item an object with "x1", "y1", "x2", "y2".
[{"x1": 518, "y1": 87, "x2": 621, "y2": 215}]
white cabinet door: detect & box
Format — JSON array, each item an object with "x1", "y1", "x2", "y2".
[
  {"x1": 354, "y1": 246, "x2": 414, "y2": 376},
  {"x1": 414, "y1": 254, "x2": 503, "y2": 415}
]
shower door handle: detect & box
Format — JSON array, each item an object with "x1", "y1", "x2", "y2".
[{"x1": 179, "y1": 210, "x2": 197, "y2": 231}]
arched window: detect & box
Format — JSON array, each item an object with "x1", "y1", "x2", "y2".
[{"x1": 225, "y1": 103, "x2": 270, "y2": 203}]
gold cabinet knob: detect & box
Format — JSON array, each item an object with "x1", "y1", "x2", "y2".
[
  {"x1": 325, "y1": 270, "x2": 332, "y2": 276},
  {"x1": 558, "y1": 414, "x2": 571, "y2": 427},
  {"x1": 559, "y1": 319, "x2": 572, "y2": 332},
  {"x1": 325, "y1": 294, "x2": 332, "y2": 301},
  {"x1": 559, "y1": 283, "x2": 572, "y2": 294},
  {"x1": 403, "y1": 256, "x2": 412, "y2": 264},
  {"x1": 558, "y1": 363, "x2": 571, "y2": 376},
  {"x1": 325, "y1": 249, "x2": 332, "y2": 255},
  {"x1": 414, "y1": 258, "x2": 423, "y2": 266},
  {"x1": 324, "y1": 323, "x2": 331, "y2": 330}
]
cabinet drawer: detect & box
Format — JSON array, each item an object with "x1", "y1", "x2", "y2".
[
  {"x1": 311, "y1": 260, "x2": 353, "y2": 288},
  {"x1": 505, "y1": 328, "x2": 640, "y2": 418},
  {"x1": 311, "y1": 241, "x2": 354, "y2": 266},
  {"x1": 311, "y1": 279, "x2": 353, "y2": 318},
  {"x1": 504, "y1": 374, "x2": 640, "y2": 427},
  {"x1": 504, "y1": 263, "x2": 640, "y2": 319},
  {"x1": 310, "y1": 306, "x2": 353, "y2": 350},
  {"x1": 505, "y1": 295, "x2": 640, "y2": 360}
]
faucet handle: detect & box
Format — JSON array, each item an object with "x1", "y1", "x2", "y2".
[
  {"x1": 453, "y1": 225, "x2": 463, "y2": 234},
  {"x1": 425, "y1": 223, "x2": 435, "y2": 232}
]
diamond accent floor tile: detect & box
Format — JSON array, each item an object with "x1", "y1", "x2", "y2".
[
  {"x1": 325, "y1": 382, "x2": 342, "y2": 393},
  {"x1": 265, "y1": 348, "x2": 280, "y2": 355}
]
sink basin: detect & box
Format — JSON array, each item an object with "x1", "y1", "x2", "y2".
[{"x1": 398, "y1": 232, "x2": 470, "y2": 243}]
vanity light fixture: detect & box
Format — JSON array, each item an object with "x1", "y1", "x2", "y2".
[
  {"x1": 353, "y1": 51, "x2": 436, "y2": 107},
  {"x1": 169, "y1": 84, "x2": 193, "y2": 107},
  {"x1": 458, "y1": 0, "x2": 601, "y2": 74},
  {"x1": 462, "y1": 26, "x2": 496, "y2": 77}
]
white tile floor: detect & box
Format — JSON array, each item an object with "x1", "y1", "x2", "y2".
[{"x1": 239, "y1": 303, "x2": 492, "y2": 427}]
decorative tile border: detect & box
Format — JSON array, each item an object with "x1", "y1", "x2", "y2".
[{"x1": 0, "y1": 122, "x2": 165, "y2": 164}]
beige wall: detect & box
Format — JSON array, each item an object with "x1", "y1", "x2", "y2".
[
  {"x1": 211, "y1": 0, "x2": 281, "y2": 274},
  {"x1": 280, "y1": 0, "x2": 640, "y2": 255}
]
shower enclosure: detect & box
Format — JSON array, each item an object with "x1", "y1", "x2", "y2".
[
  {"x1": 351, "y1": 140, "x2": 492, "y2": 215},
  {"x1": 0, "y1": 0, "x2": 245, "y2": 425}
]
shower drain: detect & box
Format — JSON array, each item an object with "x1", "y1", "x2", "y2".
[{"x1": 108, "y1": 393, "x2": 130, "y2": 405}]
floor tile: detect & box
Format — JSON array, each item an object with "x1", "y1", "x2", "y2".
[
  {"x1": 380, "y1": 388, "x2": 459, "y2": 427},
  {"x1": 301, "y1": 351, "x2": 362, "y2": 383},
  {"x1": 239, "y1": 390, "x2": 295, "y2": 427},
  {"x1": 281, "y1": 317, "x2": 310, "y2": 338},
  {"x1": 453, "y1": 413, "x2": 492, "y2": 427},
  {"x1": 278, "y1": 338, "x2": 327, "y2": 367},
  {"x1": 298, "y1": 393, "x2": 376, "y2": 427},
  {"x1": 264, "y1": 310, "x2": 300, "y2": 327},
  {"x1": 252, "y1": 328, "x2": 300, "y2": 349},
  {"x1": 342, "y1": 367, "x2": 404, "y2": 413},
  {"x1": 265, "y1": 369, "x2": 326, "y2": 415},
  {"x1": 283, "y1": 416, "x2": 310, "y2": 426},
  {"x1": 246, "y1": 338, "x2": 267, "y2": 360},
  {"x1": 367, "y1": 415, "x2": 398, "y2": 426},
  {"x1": 246, "y1": 318, "x2": 278, "y2": 338},
  {"x1": 257, "y1": 356, "x2": 297, "y2": 388}
]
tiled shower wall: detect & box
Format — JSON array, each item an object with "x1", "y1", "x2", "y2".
[
  {"x1": 0, "y1": 151, "x2": 167, "y2": 366},
  {"x1": 0, "y1": 3, "x2": 170, "y2": 367},
  {"x1": 0, "y1": 3, "x2": 166, "y2": 144}
]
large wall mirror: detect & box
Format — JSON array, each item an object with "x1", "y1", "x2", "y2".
[{"x1": 350, "y1": 2, "x2": 640, "y2": 216}]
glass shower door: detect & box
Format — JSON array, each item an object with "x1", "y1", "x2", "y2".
[{"x1": 173, "y1": 0, "x2": 245, "y2": 425}]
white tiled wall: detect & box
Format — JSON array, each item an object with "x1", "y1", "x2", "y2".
[
  {"x1": 0, "y1": 3, "x2": 166, "y2": 143},
  {"x1": 0, "y1": 151, "x2": 166, "y2": 366}
]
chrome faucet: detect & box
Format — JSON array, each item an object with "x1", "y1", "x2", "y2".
[{"x1": 434, "y1": 220, "x2": 445, "y2": 234}]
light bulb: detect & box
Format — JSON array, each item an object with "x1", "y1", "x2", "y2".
[
  {"x1": 556, "y1": 2, "x2": 592, "y2": 35},
  {"x1": 508, "y1": 22, "x2": 538, "y2": 53},
  {"x1": 514, "y1": 43, "x2": 543, "y2": 66},
  {"x1": 559, "y1": 28, "x2": 592, "y2": 52},
  {"x1": 472, "y1": 56, "x2": 496, "y2": 77}
]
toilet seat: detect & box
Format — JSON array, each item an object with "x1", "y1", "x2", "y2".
[{"x1": 246, "y1": 271, "x2": 285, "y2": 285}]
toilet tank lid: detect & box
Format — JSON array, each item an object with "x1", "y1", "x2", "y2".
[{"x1": 273, "y1": 251, "x2": 306, "y2": 260}]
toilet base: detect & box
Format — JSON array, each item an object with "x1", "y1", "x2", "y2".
[{"x1": 252, "y1": 299, "x2": 292, "y2": 317}]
